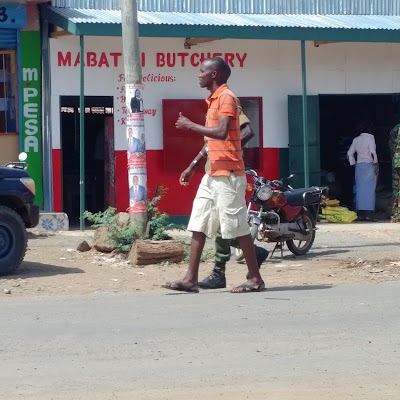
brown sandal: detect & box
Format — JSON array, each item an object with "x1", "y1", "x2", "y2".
[
  {"x1": 162, "y1": 280, "x2": 199, "y2": 293},
  {"x1": 231, "y1": 281, "x2": 265, "y2": 293}
]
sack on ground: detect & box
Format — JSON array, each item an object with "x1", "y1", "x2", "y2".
[{"x1": 321, "y1": 206, "x2": 357, "y2": 223}]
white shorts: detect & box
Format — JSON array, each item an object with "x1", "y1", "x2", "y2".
[{"x1": 187, "y1": 173, "x2": 250, "y2": 239}]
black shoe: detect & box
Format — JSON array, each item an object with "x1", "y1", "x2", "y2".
[
  {"x1": 198, "y1": 271, "x2": 226, "y2": 289},
  {"x1": 255, "y1": 246, "x2": 269, "y2": 267}
]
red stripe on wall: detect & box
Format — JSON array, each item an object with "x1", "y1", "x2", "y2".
[
  {"x1": 48, "y1": 149, "x2": 283, "y2": 217},
  {"x1": 115, "y1": 150, "x2": 129, "y2": 213},
  {"x1": 52, "y1": 149, "x2": 62, "y2": 212},
  {"x1": 114, "y1": 148, "x2": 280, "y2": 217}
]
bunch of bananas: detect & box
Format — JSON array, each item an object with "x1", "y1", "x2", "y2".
[{"x1": 321, "y1": 196, "x2": 340, "y2": 207}]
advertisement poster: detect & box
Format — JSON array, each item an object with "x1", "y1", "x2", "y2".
[
  {"x1": 127, "y1": 123, "x2": 146, "y2": 169},
  {"x1": 128, "y1": 169, "x2": 147, "y2": 214},
  {"x1": 125, "y1": 84, "x2": 147, "y2": 214}
]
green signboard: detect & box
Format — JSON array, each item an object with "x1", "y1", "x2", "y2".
[{"x1": 20, "y1": 30, "x2": 43, "y2": 207}]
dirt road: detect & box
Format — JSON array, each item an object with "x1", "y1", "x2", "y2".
[{"x1": 1, "y1": 222, "x2": 400, "y2": 297}]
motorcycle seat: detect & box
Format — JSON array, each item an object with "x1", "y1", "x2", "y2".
[{"x1": 285, "y1": 188, "x2": 321, "y2": 206}]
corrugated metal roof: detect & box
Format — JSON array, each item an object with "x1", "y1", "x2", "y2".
[
  {"x1": 51, "y1": 0, "x2": 400, "y2": 15},
  {"x1": 49, "y1": 7, "x2": 400, "y2": 30}
]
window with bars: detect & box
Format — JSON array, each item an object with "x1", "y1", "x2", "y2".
[{"x1": 0, "y1": 50, "x2": 18, "y2": 134}]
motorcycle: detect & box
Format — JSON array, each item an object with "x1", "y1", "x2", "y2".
[{"x1": 236, "y1": 168, "x2": 324, "y2": 259}]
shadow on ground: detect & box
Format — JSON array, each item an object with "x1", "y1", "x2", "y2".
[
  {"x1": 27, "y1": 231, "x2": 52, "y2": 240},
  {"x1": 266, "y1": 248, "x2": 350, "y2": 261},
  {"x1": 266, "y1": 284, "x2": 333, "y2": 292},
  {"x1": 4, "y1": 262, "x2": 84, "y2": 279},
  {"x1": 163, "y1": 284, "x2": 333, "y2": 295}
]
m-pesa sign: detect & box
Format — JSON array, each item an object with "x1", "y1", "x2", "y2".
[
  {"x1": 22, "y1": 68, "x2": 39, "y2": 151},
  {"x1": 20, "y1": 31, "x2": 43, "y2": 207}
]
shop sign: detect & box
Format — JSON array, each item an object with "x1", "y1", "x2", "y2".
[
  {"x1": 57, "y1": 51, "x2": 248, "y2": 69},
  {"x1": 20, "y1": 31, "x2": 43, "y2": 207},
  {"x1": 0, "y1": 3, "x2": 26, "y2": 29}
]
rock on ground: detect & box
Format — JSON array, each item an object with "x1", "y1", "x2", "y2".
[
  {"x1": 77, "y1": 240, "x2": 91, "y2": 252},
  {"x1": 94, "y1": 227, "x2": 116, "y2": 253}
]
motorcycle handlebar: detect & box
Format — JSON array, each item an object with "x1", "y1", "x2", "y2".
[
  {"x1": 246, "y1": 170, "x2": 287, "y2": 187},
  {"x1": 245, "y1": 169, "x2": 296, "y2": 191},
  {"x1": 245, "y1": 168, "x2": 258, "y2": 177}
]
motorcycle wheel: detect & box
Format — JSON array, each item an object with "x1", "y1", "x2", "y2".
[
  {"x1": 234, "y1": 216, "x2": 259, "y2": 262},
  {"x1": 286, "y1": 210, "x2": 315, "y2": 256}
]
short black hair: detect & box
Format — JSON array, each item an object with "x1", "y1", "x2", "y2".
[
  {"x1": 355, "y1": 121, "x2": 374, "y2": 135},
  {"x1": 208, "y1": 57, "x2": 231, "y2": 84}
]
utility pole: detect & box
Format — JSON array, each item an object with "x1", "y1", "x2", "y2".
[{"x1": 121, "y1": 0, "x2": 148, "y2": 235}]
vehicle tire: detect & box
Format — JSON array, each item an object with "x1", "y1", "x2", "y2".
[
  {"x1": 234, "y1": 216, "x2": 259, "y2": 262},
  {"x1": 0, "y1": 205, "x2": 27, "y2": 275},
  {"x1": 286, "y1": 210, "x2": 315, "y2": 256}
]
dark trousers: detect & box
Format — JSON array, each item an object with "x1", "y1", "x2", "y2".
[{"x1": 213, "y1": 226, "x2": 240, "y2": 273}]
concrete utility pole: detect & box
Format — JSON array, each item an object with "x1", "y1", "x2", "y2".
[{"x1": 121, "y1": 0, "x2": 148, "y2": 235}]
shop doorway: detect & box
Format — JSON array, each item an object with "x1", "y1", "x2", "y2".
[
  {"x1": 319, "y1": 94, "x2": 394, "y2": 216},
  {"x1": 288, "y1": 94, "x2": 396, "y2": 218},
  {"x1": 60, "y1": 96, "x2": 114, "y2": 226}
]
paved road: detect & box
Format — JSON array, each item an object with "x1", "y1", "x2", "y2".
[{"x1": 1, "y1": 282, "x2": 400, "y2": 400}]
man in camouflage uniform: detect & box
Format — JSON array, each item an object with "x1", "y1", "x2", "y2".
[{"x1": 389, "y1": 124, "x2": 400, "y2": 222}]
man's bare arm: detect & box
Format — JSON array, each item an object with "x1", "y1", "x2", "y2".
[
  {"x1": 240, "y1": 123, "x2": 254, "y2": 148},
  {"x1": 179, "y1": 143, "x2": 208, "y2": 186},
  {"x1": 176, "y1": 113, "x2": 232, "y2": 140}
]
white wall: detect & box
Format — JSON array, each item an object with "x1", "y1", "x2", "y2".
[{"x1": 49, "y1": 36, "x2": 400, "y2": 151}]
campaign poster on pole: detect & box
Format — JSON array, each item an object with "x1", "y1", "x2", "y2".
[
  {"x1": 128, "y1": 168, "x2": 147, "y2": 214},
  {"x1": 125, "y1": 84, "x2": 147, "y2": 214}
]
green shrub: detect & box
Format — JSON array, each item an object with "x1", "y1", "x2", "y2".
[
  {"x1": 83, "y1": 207, "x2": 117, "y2": 228},
  {"x1": 83, "y1": 208, "x2": 137, "y2": 252},
  {"x1": 112, "y1": 224, "x2": 138, "y2": 253},
  {"x1": 84, "y1": 186, "x2": 183, "y2": 252},
  {"x1": 146, "y1": 186, "x2": 184, "y2": 241}
]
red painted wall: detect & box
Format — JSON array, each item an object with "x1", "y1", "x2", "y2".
[
  {"x1": 52, "y1": 149, "x2": 62, "y2": 212},
  {"x1": 115, "y1": 148, "x2": 280, "y2": 216},
  {"x1": 52, "y1": 147, "x2": 280, "y2": 216}
]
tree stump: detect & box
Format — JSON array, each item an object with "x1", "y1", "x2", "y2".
[{"x1": 129, "y1": 240, "x2": 185, "y2": 266}]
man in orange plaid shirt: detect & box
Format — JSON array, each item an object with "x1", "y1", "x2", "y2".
[{"x1": 163, "y1": 57, "x2": 265, "y2": 294}]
